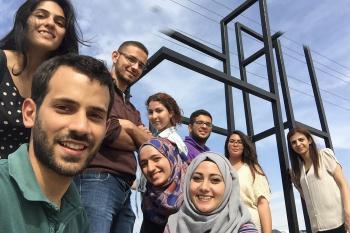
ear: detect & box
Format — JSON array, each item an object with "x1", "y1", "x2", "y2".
[
  {"x1": 22, "y1": 98, "x2": 37, "y2": 128},
  {"x1": 188, "y1": 124, "x2": 193, "y2": 134},
  {"x1": 111, "y1": 50, "x2": 120, "y2": 64}
]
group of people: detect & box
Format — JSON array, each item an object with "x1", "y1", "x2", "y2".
[{"x1": 0, "y1": 1, "x2": 349, "y2": 233}]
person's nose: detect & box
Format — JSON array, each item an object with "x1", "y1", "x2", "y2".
[
  {"x1": 199, "y1": 179, "x2": 210, "y2": 192},
  {"x1": 68, "y1": 111, "x2": 90, "y2": 135},
  {"x1": 43, "y1": 15, "x2": 56, "y2": 29},
  {"x1": 147, "y1": 160, "x2": 157, "y2": 174}
]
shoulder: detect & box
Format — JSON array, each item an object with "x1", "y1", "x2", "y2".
[
  {"x1": 318, "y1": 148, "x2": 339, "y2": 162},
  {"x1": 319, "y1": 148, "x2": 341, "y2": 171}
]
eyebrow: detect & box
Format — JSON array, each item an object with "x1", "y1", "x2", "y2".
[
  {"x1": 192, "y1": 172, "x2": 222, "y2": 177},
  {"x1": 34, "y1": 8, "x2": 66, "y2": 21},
  {"x1": 52, "y1": 98, "x2": 108, "y2": 114}
]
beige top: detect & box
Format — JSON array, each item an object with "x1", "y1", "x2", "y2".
[
  {"x1": 300, "y1": 148, "x2": 343, "y2": 233},
  {"x1": 237, "y1": 163, "x2": 271, "y2": 232}
]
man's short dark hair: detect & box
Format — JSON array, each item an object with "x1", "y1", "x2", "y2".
[
  {"x1": 118, "y1": 41, "x2": 148, "y2": 55},
  {"x1": 31, "y1": 54, "x2": 114, "y2": 114},
  {"x1": 189, "y1": 109, "x2": 212, "y2": 124}
]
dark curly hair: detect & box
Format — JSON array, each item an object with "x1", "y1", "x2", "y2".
[{"x1": 146, "y1": 92, "x2": 182, "y2": 127}]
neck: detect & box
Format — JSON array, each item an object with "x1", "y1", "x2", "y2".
[
  {"x1": 28, "y1": 142, "x2": 71, "y2": 208},
  {"x1": 229, "y1": 157, "x2": 243, "y2": 170},
  {"x1": 190, "y1": 135, "x2": 206, "y2": 146},
  {"x1": 110, "y1": 68, "x2": 128, "y2": 92},
  {"x1": 301, "y1": 151, "x2": 312, "y2": 165},
  {"x1": 22, "y1": 48, "x2": 50, "y2": 76},
  {"x1": 10, "y1": 49, "x2": 49, "y2": 81}
]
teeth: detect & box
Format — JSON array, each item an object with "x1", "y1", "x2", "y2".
[
  {"x1": 61, "y1": 142, "x2": 85, "y2": 150},
  {"x1": 39, "y1": 31, "x2": 54, "y2": 38},
  {"x1": 197, "y1": 195, "x2": 212, "y2": 201}
]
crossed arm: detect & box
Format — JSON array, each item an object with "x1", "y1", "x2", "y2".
[{"x1": 109, "y1": 119, "x2": 152, "y2": 151}]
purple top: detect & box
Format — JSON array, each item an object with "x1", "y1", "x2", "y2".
[{"x1": 183, "y1": 135, "x2": 210, "y2": 161}]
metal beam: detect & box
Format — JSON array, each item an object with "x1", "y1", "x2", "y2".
[
  {"x1": 221, "y1": 0, "x2": 257, "y2": 25},
  {"x1": 303, "y1": 46, "x2": 333, "y2": 149},
  {"x1": 163, "y1": 29, "x2": 226, "y2": 61},
  {"x1": 259, "y1": 0, "x2": 300, "y2": 231}
]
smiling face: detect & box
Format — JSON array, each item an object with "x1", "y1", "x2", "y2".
[
  {"x1": 227, "y1": 134, "x2": 244, "y2": 161},
  {"x1": 139, "y1": 145, "x2": 172, "y2": 187},
  {"x1": 26, "y1": 1, "x2": 66, "y2": 53},
  {"x1": 289, "y1": 132, "x2": 312, "y2": 159},
  {"x1": 189, "y1": 114, "x2": 212, "y2": 144},
  {"x1": 147, "y1": 100, "x2": 173, "y2": 132},
  {"x1": 112, "y1": 45, "x2": 147, "y2": 91},
  {"x1": 189, "y1": 160, "x2": 225, "y2": 213},
  {"x1": 23, "y1": 65, "x2": 109, "y2": 177}
]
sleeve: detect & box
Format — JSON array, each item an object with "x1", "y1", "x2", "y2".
[
  {"x1": 253, "y1": 173, "x2": 271, "y2": 203},
  {"x1": 103, "y1": 115, "x2": 122, "y2": 145},
  {"x1": 319, "y1": 148, "x2": 340, "y2": 174},
  {"x1": 238, "y1": 222, "x2": 258, "y2": 233},
  {"x1": 163, "y1": 224, "x2": 170, "y2": 233}
]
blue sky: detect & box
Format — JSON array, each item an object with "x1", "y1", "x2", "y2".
[{"x1": 1, "y1": 0, "x2": 350, "y2": 232}]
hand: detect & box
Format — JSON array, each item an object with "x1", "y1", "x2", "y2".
[
  {"x1": 289, "y1": 169, "x2": 303, "y2": 196},
  {"x1": 118, "y1": 119, "x2": 134, "y2": 131},
  {"x1": 138, "y1": 124, "x2": 152, "y2": 136},
  {"x1": 289, "y1": 169, "x2": 298, "y2": 186},
  {"x1": 344, "y1": 210, "x2": 350, "y2": 231}
]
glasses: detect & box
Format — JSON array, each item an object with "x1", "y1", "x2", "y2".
[
  {"x1": 193, "y1": 121, "x2": 212, "y2": 128},
  {"x1": 229, "y1": 140, "x2": 243, "y2": 145},
  {"x1": 119, "y1": 51, "x2": 147, "y2": 70}
]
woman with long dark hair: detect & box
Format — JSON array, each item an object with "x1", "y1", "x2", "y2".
[
  {"x1": 0, "y1": 0, "x2": 84, "y2": 158},
  {"x1": 224, "y1": 130, "x2": 272, "y2": 233},
  {"x1": 287, "y1": 127, "x2": 350, "y2": 233}
]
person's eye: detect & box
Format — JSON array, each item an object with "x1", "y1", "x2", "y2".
[
  {"x1": 55, "y1": 19, "x2": 65, "y2": 28},
  {"x1": 88, "y1": 112, "x2": 105, "y2": 122},
  {"x1": 128, "y1": 56, "x2": 138, "y2": 63},
  {"x1": 140, "y1": 162, "x2": 147, "y2": 169},
  {"x1": 55, "y1": 104, "x2": 72, "y2": 113},
  {"x1": 211, "y1": 178, "x2": 223, "y2": 184},
  {"x1": 191, "y1": 175, "x2": 202, "y2": 182}
]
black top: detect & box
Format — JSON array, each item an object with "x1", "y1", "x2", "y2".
[{"x1": 0, "y1": 50, "x2": 30, "y2": 159}]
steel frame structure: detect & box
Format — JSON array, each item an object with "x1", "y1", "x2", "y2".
[{"x1": 133, "y1": 0, "x2": 333, "y2": 232}]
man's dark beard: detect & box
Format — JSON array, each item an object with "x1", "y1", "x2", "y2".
[
  {"x1": 32, "y1": 115, "x2": 96, "y2": 177},
  {"x1": 115, "y1": 66, "x2": 132, "y2": 85},
  {"x1": 191, "y1": 132, "x2": 209, "y2": 145}
]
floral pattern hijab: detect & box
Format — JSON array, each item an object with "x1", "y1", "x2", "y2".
[{"x1": 138, "y1": 137, "x2": 188, "y2": 225}]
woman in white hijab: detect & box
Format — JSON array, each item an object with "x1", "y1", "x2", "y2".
[{"x1": 164, "y1": 152, "x2": 258, "y2": 233}]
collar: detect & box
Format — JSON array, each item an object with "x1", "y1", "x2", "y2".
[
  {"x1": 157, "y1": 126, "x2": 177, "y2": 138},
  {"x1": 8, "y1": 144, "x2": 81, "y2": 210},
  {"x1": 184, "y1": 135, "x2": 209, "y2": 150},
  {"x1": 114, "y1": 84, "x2": 132, "y2": 101}
]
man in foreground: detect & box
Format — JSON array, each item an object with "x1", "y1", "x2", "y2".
[{"x1": 0, "y1": 54, "x2": 114, "y2": 233}]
